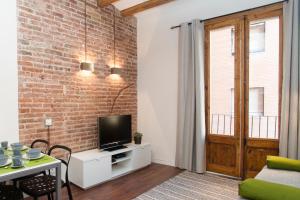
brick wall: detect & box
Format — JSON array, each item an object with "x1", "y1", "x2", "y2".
[{"x1": 17, "y1": 0, "x2": 137, "y2": 152}]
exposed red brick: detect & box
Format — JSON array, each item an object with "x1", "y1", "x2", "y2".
[{"x1": 18, "y1": 0, "x2": 137, "y2": 152}]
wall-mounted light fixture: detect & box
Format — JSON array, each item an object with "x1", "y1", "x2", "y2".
[
  {"x1": 111, "y1": 67, "x2": 122, "y2": 75},
  {"x1": 80, "y1": 62, "x2": 94, "y2": 72},
  {"x1": 80, "y1": 0, "x2": 94, "y2": 72}
]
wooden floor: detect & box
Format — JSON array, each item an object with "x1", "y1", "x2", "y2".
[{"x1": 28, "y1": 163, "x2": 182, "y2": 200}]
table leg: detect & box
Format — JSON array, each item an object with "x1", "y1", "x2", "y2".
[{"x1": 55, "y1": 163, "x2": 62, "y2": 200}]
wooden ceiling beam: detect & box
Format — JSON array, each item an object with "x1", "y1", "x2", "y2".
[
  {"x1": 121, "y1": 0, "x2": 174, "y2": 16},
  {"x1": 98, "y1": 0, "x2": 119, "y2": 8}
]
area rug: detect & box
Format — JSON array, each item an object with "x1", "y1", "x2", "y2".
[{"x1": 134, "y1": 171, "x2": 240, "y2": 200}]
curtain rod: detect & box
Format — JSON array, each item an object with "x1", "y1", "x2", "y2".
[{"x1": 170, "y1": 0, "x2": 287, "y2": 29}]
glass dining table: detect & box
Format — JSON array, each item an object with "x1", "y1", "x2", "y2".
[{"x1": 0, "y1": 147, "x2": 62, "y2": 200}]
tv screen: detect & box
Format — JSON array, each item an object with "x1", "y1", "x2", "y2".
[{"x1": 98, "y1": 115, "x2": 132, "y2": 150}]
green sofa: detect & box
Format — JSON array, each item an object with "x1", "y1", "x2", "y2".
[{"x1": 239, "y1": 157, "x2": 300, "y2": 200}]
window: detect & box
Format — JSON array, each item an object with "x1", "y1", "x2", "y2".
[
  {"x1": 231, "y1": 87, "x2": 264, "y2": 116},
  {"x1": 249, "y1": 87, "x2": 264, "y2": 116},
  {"x1": 210, "y1": 25, "x2": 235, "y2": 136},
  {"x1": 231, "y1": 28, "x2": 235, "y2": 55},
  {"x1": 248, "y1": 17, "x2": 279, "y2": 139},
  {"x1": 231, "y1": 22, "x2": 266, "y2": 54},
  {"x1": 250, "y1": 22, "x2": 266, "y2": 53}
]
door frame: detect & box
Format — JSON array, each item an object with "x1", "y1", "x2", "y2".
[{"x1": 204, "y1": 2, "x2": 283, "y2": 179}]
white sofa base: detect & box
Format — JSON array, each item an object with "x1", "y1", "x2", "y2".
[{"x1": 255, "y1": 166, "x2": 300, "y2": 188}]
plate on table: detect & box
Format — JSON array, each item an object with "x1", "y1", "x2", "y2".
[
  {"x1": 11, "y1": 163, "x2": 24, "y2": 169},
  {"x1": 0, "y1": 159, "x2": 12, "y2": 168},
  {"x1": 7, "y1": 146, "x2": 28, "y2": 151},
  {"x1": 23, "y1": 153, "x2": 45, "y2": 160}
]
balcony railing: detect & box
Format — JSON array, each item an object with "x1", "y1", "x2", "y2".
[{"x1": 210, "y1": 114, "x2": 279, "y2": 139}]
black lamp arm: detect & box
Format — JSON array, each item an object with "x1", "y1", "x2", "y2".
[{"x1": 110, "y1": 83, "x2": 135, "y2": 113}]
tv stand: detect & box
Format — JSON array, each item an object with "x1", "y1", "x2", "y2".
[
  {"x1": 105, "y1": 145, "x2": 127, "y2": 152},
  {"x1": 69, "y1": 143, "x2": 151, "y2": 189}
]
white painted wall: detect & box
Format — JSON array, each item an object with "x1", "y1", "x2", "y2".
[
  {"x1": 114, "y1": 0, "x2": 147, "y2": 10},
  {"x1": 136, "y1": 0, "x2": 282, "y2": 166},
  {"x1": 0, "y1": 1, "x2": 19, "y2": 143}
]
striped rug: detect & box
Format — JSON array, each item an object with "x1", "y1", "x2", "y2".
[{"x1": 134, "y1": 171, "x2": 241, "y2": 200}]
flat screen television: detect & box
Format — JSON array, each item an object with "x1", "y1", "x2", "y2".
[{"x1": 98, "y1": 115, "x2": 132, "y2": 151}]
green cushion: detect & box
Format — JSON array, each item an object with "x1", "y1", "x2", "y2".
[
  {"x1": 267, "y1": 156, "x2": 300, "y2": 172},
  {"x1": 239, "y1": 178, "x2": 300, "y2": 200}
]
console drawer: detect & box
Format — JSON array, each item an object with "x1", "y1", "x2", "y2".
[{"x1": 83, "y1": 156, "x2": 112, "y2": 188}]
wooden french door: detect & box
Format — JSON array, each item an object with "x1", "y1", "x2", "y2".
[
  {"x1": 205, "y1": 4, "x2": 283, "y2": 178},
  {"x1": 205, "y1": 18, "x2": 244, "y2": 177},
  {"x1": 243, "y1": 9, "x2": 283, "y2": 178}
]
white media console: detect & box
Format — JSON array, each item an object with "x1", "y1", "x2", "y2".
[{"x1": 69, "y1": 143, "x2": 151, "y2": 189}]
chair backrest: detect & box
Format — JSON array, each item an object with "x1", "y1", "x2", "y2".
[
  {"x1": 31, "y1": 139, "x2": 49, "y2": 154},
  {"x1": 48, "y1": 145, "x2": 72, "y2": 183}
]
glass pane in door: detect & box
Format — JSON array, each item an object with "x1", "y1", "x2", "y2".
[
  {"x1": 248, "y1": 17, "x2": 280, "y2": 139},
  {"x1": 210, "y1": 26, "x2": 235, "y2": 136}
]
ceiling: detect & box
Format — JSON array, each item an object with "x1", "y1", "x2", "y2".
[
  {"x1": 98, "y1": 0, "x2": 175, "y2": 16},
  {"x1": 114, "y1": 0, "x2": 148, "y2": 10}
]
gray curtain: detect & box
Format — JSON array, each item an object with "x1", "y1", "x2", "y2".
[
  {"x1": 280, "y1": 0, "x2": 300, "y2": 159},
  {"x1": 175, "y1": 19, "x2": 206, "y2": 173}
]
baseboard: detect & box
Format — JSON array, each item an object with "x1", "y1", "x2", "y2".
[{"x1": 152, "y1": 158, "x2": 175, "y2": 166}]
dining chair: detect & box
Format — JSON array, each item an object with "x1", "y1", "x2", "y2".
[
  {"x1": 19, "y1": 145, "x2": 73, "y2": 200},
  {"x1": 13, "y1": 139, "x2": 50, "y2": 186},
  {"x1": 0, "y1": 185, "x2": 23, "y2": 200},
  {"x1": 30, "y1": 139, "x2": 49, "y2": 154}
]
